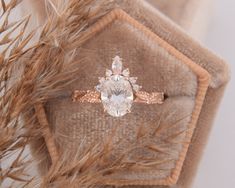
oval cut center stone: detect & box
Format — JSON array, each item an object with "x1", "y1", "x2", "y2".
[{"x1": 100, "y1": 76, "x2": 133, "y2": 117}]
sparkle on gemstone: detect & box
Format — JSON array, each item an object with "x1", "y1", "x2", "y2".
[
  {"x1": 100, "y1": 77, "x2": 133, "y2": 117},
  {"x1": 96, "y1": 56, "x2": 141, "y2": 117}
]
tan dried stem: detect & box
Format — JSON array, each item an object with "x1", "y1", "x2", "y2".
[{"x1": 34, "y1": 103, "x2": 59, "y2": 164}]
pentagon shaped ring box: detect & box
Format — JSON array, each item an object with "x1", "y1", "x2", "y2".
[{"x1": 1, "y1": 1, "x2": 230, "y2": 188}]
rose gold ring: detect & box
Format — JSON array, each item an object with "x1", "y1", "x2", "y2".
[{"x1": 72, "y1": 56, "x2": 165, "y2": 117}]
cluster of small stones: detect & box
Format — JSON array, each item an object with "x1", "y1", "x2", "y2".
[{"x1": 96, "y1": 56, "x2": 141, "y2": 117}]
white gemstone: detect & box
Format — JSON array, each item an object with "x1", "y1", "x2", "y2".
[
  {"x1": 106, "y1": 69, "x2": 112, "y2": 77},
  {"x1": 95, "y1": 84, "x2": 101, "y2": 92},
  {"x1": 112, "y1": 56, "x2": 122, "y2": 74},
  {"x1": 99, "y1": 77, "x2": 105, "y2": 83},
  {"x1": 122, "y1": 68, "x2": 130, "y2": 77},
  {"x1": 129, "y1": 77, "x2": 137, "y2": 84},
  {"x1": 99, "y1": 75, "x2": 133, "y2": 117},
  {"x1": 132, "y1": 84, "x2": 142, "y2": 92}
]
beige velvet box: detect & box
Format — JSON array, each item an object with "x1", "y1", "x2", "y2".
[
  {"x1": 17, "y1": 1, "x2": 230, "y2": 188},
  {"x1": 43, "y1": 9, "x2": 210, "y2": 186}
]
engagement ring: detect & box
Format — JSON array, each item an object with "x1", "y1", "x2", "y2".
[{"x1": 72, "y1": 56, "x2": 165, "y2": 117}]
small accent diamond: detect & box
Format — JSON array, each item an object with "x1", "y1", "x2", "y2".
[{"x1": 112, "y1": 56, "x2": 123, "y2": 75}]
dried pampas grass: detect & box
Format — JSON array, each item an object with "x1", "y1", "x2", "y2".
[
  {"x1": 0, "y1": 1, "x2": 191, "y2": 187},
  {"x1": 0, "y1": 0, "x2": 110, "y2": 187}
]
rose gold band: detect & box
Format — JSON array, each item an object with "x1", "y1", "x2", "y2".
[
  {"x1": 72, "y1": 90, "x2": 101, "y2": 103},
  {"x1": 72, "y1": 90, "x2": 165, "y2": 104}
]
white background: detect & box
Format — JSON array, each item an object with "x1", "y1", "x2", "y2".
[{"x1": 193, "y1": 0, "x2": 235, "y2": 187}]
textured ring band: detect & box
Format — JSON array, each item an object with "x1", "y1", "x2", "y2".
[{"x1": 72, "y1": 90, "x2": 165, "y2": 104}]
